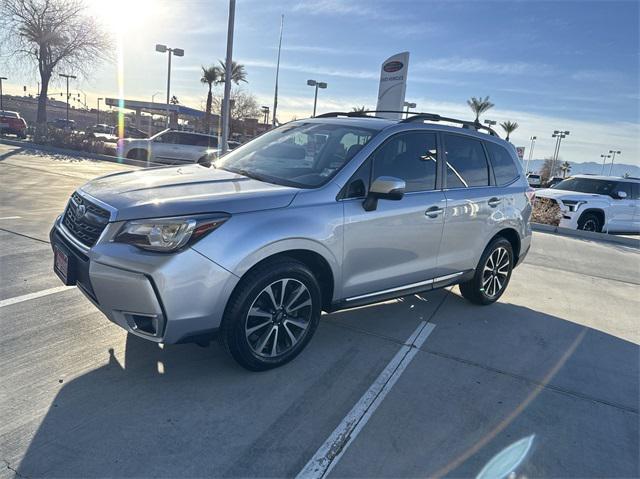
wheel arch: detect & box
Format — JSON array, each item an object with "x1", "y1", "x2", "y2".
[
  {"x1": 491, "y1": 227, "x2": 522, "y2": 264},
  {"x1": 577, "y1": 208, "x2": 605, "y2": 227}
]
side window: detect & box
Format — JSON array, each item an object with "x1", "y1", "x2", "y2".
[
  {"x1": 632, "y1": 183, "x2": 640, "y2": 200},
  {"x1": 157, "y1": 132, "x2": 178, "y2": 144},
  {"x1": 194, "y1": 135, "x2": 217, "y2": 148},
  {"x1": 486, "y1": 141, "x2": 519, "y2": 185},
  {"x1": 444, "y1": 134, "x2": 490, "y2": 188},
  {"x1": 343, "y1": 159, "x2": 371, "y2": 199},
  {"x1": 615, "y1": 182, "x2": 633, "y2": 199},
  {"x1": 371, "y1": 132, "x2": 437, "y2": 193}
]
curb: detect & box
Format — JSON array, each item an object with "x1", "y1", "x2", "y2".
[
  {"x1": 0, "y1": 137, "x2": 158, "y2": 168},
  {"x1": 532, "y1": 223, "x2": 639, "y2": 248}
]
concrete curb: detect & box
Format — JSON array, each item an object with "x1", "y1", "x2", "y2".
[
  {"x1": 532, "y1": 223, "x2": 639, "y2": 248},
  {"x1": 0, "y1": 137, "x2": 157, "y2": 168}
]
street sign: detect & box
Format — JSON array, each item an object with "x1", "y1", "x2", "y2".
[{"x1": 516, "y1": 146, "x2": 525, "y2": 160}]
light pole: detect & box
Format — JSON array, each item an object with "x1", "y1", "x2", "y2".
[
  {"x1": 526, "y1": 136, "x2": 537, "y2": 174},
  {"x1": 261, "y1": 106, "x2": 270, "y2": 125},
  {"x1": 220, "y1": 0, "x2": 236, "y2": 154},
  {"x1": 97, "y1": 97, "x2": 103, "y2": 124},
  {"x1": 608, "y1": 150, "x2": 621, "y2": 176},
  {"x1": 600, "y1": 154, "x2": 611, "y2": 174},
  {"x1": 0, "y1": 76, "x2": 7, "y2": 110},
  {"x1": 551, "y1": 130, "x2": 569, "y2": 176},
  {"x1": 155, "y1": 44, "x2": 184, "y2": 127},
  {"x1": 307, "y1": 79, "x2": 327, "y2": 117},
  {"x1": 403, "y1": 101, "x2": 416, "y2": 118},
  {"x1": 59, "y1": 73, "x2": 77, "y2": 125}
]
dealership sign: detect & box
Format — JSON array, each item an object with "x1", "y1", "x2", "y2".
[
  {"x1": 376, "y1": 52, "x2": 410, "y2": 120},
  {"x1": 516, "y1": 146, "x2": 525, "y2": 160}
]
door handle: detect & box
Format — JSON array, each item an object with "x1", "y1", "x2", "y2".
[
  {"x1": 425, "y1": 206, "x2": 444, "y2": 218},
  {"x1": 488, "y1": 197, "x2": 502, "y2": 208}
]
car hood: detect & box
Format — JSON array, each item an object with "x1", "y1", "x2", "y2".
[
  {"x1": 80, "y1": 165, "x2": 300, "y2": 221},
  {"x1": 535, "y1": 188, "x2": 606, "y2": 201}
]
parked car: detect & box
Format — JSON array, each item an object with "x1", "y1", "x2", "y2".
[
  {"x1": 535, "y1": 175, "x2": 640, "y2": 233},
  {"x1": 0, "y1": 110, "x2": 28, "y2": 139},
  {"x1": 87, "y1": 124, "x2": 117, "y2": 141},
  {"x1": 117, "y1": 129, "x2": 219, "y2": 164},
  {"x1": 50, "y1": 118, "x2": 76, "y2": 131},
  {"x1": 50, "y1": 112, "x2": 532, "y2": 370},
  {"x1": 527, "y1": 173, "x2": 542, "y2": 187}
]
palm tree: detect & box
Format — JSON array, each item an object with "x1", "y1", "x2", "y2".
[
  {"x1": 560, "y1": 161, "x2": 572, "y2": 178},
  {"x1": 352, "y1": 106, "x2": 368, "y2": 113},
  {"x1": 467, "y1": 96, "x2": 495, "y2": 124},
  {"x1": 201, "y1": 65, "x2": 220, "y2": 133},
  {"x1": 500, "y1": 121, "x2": 519, "y2": 141},
  {"x1": 216, "y1": 60, "x2": 248, "y2": 85}
]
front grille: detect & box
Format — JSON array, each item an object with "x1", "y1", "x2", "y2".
[{"x1": 62, "y1": 192, "x2": 110, "y2": 247}]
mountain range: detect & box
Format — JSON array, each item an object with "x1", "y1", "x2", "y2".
[{"x1": 525, "y1": 160, "x2": 639, "y2": 178}]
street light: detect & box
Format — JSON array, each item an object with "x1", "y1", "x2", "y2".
[
  {"x1": 97, "y1": 97, "x2": 103, "y2": 124},
  {"x1": 307, "y1": 79, "x2": 327, "y2": 117},
  {"x1": 59, "y1": 73, "x2": 77, "y2": 125},
  {"x1": 526, "y1": 136, "x2": 537, "y2": 174},
  {"x1": 600, "y1": 154, "x2": 611, "y2": 174},
  {"x1": 155, "y1": 43, "x2": 184, "y2": 127},
  {"x1": 0, "y1": 76, "x2": 7, "y2": 111},
  {"x1": 261, "y1": 106, "x2": 270, "y2": 125},
  {"x1": 551, "y1": 130, "x2": 569, "y2": 175},
  {"x1": 484, "y1": 119, "x2": 497, "y2": 127},
  {"x1": 608, "y1": 150, "x2": 621, "y2": 176},
  {"x1": 403, "y1": 101, "x2": 416, "y2": 118}
]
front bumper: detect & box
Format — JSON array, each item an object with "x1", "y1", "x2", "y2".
[{"x1": 50, "y1": 216, "x2": 239, "y2": 344}]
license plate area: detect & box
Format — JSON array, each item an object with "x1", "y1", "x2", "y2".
[{"x1": 54, "y1": 244, "x2": 76, "y2": 285}]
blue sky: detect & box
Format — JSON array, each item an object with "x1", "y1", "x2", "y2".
[{"x1": 4, "y1": 0, "x2": 639, "y2": 164}]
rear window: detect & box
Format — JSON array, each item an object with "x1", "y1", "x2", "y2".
[
  {"x1": 444, "y1": 134, "x2": 490, "y2": 188},
  {"x1": 486, "y1": 142, "x2": 519, "y2": 185}
]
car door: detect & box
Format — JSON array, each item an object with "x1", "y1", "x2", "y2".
[
  {"x1": 632, "y1": 183, "x2": 640, "y2": 233},
  {"x1": 341, "y1": 130, "x2": 446, "y2": 300},
  {"x1": 606, "y1": 181, "x2": 636, "y2": 232},
  {"x1": 439, "y1": 133, "x2": 500, "y2": 275},
  {"x1": 150, "y1": 131, "x2": 180, "y2": 163}
]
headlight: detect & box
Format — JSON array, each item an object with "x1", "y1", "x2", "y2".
[
  {"x1": 561, "y1": 200, "x2": 586, "y2": 212},
  {"x1": 113, "y1": 214, "x2": 229, "y2": 252}
]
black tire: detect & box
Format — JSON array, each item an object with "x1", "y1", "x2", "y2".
[
  {"x1": 459, "y1": 237, "x2": 514, "y2": 305},
  {"x1": 220, "y1": 258, "x2": 322, "y2": 371},
  {"x1": 577, "y1": 212, "x2": 602, "y2": 233},
  {"x1": 127, "y1": 149, "x2": 148, "y2": 161}
]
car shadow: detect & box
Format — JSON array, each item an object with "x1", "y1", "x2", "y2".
[
  {"x1": 0, "y1": 146, "x2": 25, "y2": 162},
  {"x1": 12, "y1": 295, "x2": 639, "y2": 477}
]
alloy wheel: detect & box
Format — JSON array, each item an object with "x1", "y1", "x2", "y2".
[
  {"x1": 582, "y1": 219, "x2": 598, "y2": 231},
  {"x1": 481, "y1": 246, "x2": 510, "y2": 298},
  {"x1": 245, "y1": 278, "x2": 313, "y2": 358}
]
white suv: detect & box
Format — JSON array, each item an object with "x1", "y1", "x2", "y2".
[
  {"x1": 535, "y1": 175, "x2": 640, "y2": 233},
  {"x1": 117, "y1": 129, "x2": 236, "y2": 164}
]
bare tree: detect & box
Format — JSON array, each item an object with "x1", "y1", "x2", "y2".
[
  {"x1": 213, "y1": 89, "x2": 261, "y2": 123},
  {"x1": 540, "y1": 157, "x2": 562, "y2": 182},
  {"x1": 1, "y1": 0, "x2": 111, "y2": 136}
]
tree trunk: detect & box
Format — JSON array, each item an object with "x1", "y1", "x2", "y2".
[
  {"x1": 36, "y1": 71, "x2": 51, "y2": 141},
  {"x1": 204, "y1": 85, "x2": 212, "y2": 134}
]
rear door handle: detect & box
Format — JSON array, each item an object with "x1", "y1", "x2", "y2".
[
  {"x1": 488, "y1": 197, "x2": 502, "y2": 208},
  {"x1": 425, "y1": 206, "x2": 444, "y2": 218}
]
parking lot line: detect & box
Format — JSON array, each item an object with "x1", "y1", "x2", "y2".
[
  {"x1": 0, "y1": 216, "x2": 22, "y2": 220},
  {"x1": 0, "y1": 285, "x2": 74, "y2": 308},
  {"x1": 297, "y1": 320, "x2": 436, "y2": 479}
]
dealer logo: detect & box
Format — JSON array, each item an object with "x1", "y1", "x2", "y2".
[{"x1": 383, "y1": 61, "x2": 403, "y2": 73}]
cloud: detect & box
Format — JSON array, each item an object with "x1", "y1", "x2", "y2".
[
  {"x1": 414, "y1": 58, "x2": 552, "y2": 76},
  {"x1": 240, "y1": 58, "x2": 379, "y2": 80}
]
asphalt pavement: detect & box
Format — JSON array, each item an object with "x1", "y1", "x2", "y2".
[{"x1": 1, "y1": 143, "x2": 638, "y2": 478}]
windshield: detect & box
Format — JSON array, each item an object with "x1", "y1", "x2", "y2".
[
  {"x1": 553, "y1": 177, "x2": 618, "y2": 195},
  {"x1": 215, "y1": 122, "x2": 378, "y2": 188}
]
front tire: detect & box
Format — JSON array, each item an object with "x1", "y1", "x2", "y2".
[
  {"x1": 459, "y1": 237, "x2": 514, "y2": 305},
  {"x1": 220, "y1": 258, "x2": 322, "y2": 371},
  {"x1": 577, "y1": 212, "x2": 602, "y2": 232}
]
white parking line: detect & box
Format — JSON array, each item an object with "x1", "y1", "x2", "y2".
[
  {"x1": 0, "y1": 216, "x2": 22, "y2": 220},
  {"x1": 0, "y1": 286, "x2": 74, "y2": 308},
  {"x1": 297, "y1": 321, "x2": 436, "y2": 479}
]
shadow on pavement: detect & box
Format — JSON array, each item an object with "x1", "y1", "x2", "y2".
[
  {"x1": 0, "y1": 147, "x2": 25, "y2": 162},
  {"x1": 15, "y1": 296, "x2": 639, "y2": 477}
]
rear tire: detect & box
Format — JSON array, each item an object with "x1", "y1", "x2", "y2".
[
  {"x1": 459, "y1": 237, "x2": 514, "y2": 305},
  {"x1": 220, "y1": 258, "x2": 322, "y2": 371},
  {"x1": 577, "y1": 212, "x2": 602, "y2": 233}
]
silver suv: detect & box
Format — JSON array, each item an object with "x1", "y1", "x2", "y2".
[{"x1": 50, "y1": 112, "x2": 532, "y2": 370}]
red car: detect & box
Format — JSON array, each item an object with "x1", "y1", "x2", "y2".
[{"x1": 0, "y1": 110, "x2": 27, "y2": 139}]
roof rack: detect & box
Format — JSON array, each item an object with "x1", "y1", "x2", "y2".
[{"x1": 314, "y1": 110, "x2": 499, "y2": 137}]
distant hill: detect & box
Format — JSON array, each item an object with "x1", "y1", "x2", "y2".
[{"x1": 526, "y1": 159, "x2": 640, "y2": 178}]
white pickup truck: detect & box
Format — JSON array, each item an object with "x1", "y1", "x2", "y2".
[
  {"x1": 117, "y1": 129, "x2": 239, "y2": 165},
  {"x1": 535, "y1": 175, "x2": 640, "y2": 233}
]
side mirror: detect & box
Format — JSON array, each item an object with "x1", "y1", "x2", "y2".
[
  {"x1": 363, "y1": 176, "x2": 406, "y2": 211},
  {"x1": 616, "y1": 190, "x2": 627, "y2": 199}
]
